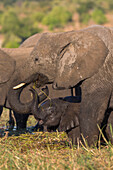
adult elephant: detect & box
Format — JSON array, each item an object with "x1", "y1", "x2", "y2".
[
  {"x1": 7, "y1": 25, "x2": 112, "y2": 146},
  {"x1": 0, "y1": 33, "x2": 72, "y2": 129},
  {"x1": 19, "y1": 32, "x2": 74, "y2": 99},
  {"x1": 0, "y1": 48, "x2": 33, "y2": 129}
]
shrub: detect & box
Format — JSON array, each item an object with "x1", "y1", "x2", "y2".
[
  {"x1": 2, "y1": 34, "x2": 21, "y2": 48},
  {"x1": 77, "y1": 1, "x2": 94, "y2": 14},
  {"x1": 42, "y1": 6, "x2": 72, "y2": 30},
  {"x1": 1, "y1": 10, "x2": 20, "y2": 34},
  {"x1": 17, "y1": 17, "x2": 41, "y2": 41},
  {"x1": 32, "y1": 12, "x2": 45, "y2": 22},
  {"x1": 79, "y1": 13, "x2": 91, "y2": 24},
  {"x1": 76, "y1": 1, "x2": 94, "y2": 24},
  {"x1": 1, "y1": 10, "x2": 42, "y2": 46},
  {"x1": 91, "y1": 9, "x2": 107, "y2": 24}
]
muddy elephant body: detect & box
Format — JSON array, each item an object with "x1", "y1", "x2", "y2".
[{"x1": 5, "y1": 25, "x2": 113, "y2": 145}]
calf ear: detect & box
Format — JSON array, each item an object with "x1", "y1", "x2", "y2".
[
  {"x1": 54, "y1": 32, "x2": 108, "y2": 89},
  {"x1": 58, "y1": 112, "x2": 79, "y2": 132},
  {"x1": 0, "y1": 50, "x2": 15, "y2": 84}
]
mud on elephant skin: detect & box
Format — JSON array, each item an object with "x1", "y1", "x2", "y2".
[{"x1": 8, "y1": 25, "x2": 113, "y2": 146}]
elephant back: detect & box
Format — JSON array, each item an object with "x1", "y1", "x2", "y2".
[
  {"x1": 19, "y1": 33, "x2": 44, "y2": 48},
  {"x1": 82, "y1": 25, "x2": 113, "y2": 51}
]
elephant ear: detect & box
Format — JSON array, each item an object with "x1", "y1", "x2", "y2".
[
  {"x1": 0, "y1": 50, "x2": 15, "y2": 84},
  {"x1": 54, "y1": 32, "x2": 108, "y2": 88},
  {"x1": 58, "y1": 110, "x2": 79, "y2": 132},
  {"x1": 58, "y1": 103, "x2": 80, "y2": 132}
]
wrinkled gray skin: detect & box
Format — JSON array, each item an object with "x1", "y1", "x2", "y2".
[
  {"x1": 7, "y1": 25, "x2": 113, "y2": 146},
  {"x1": 31, "y1": 87, "x2": 80, "y2": 145}
]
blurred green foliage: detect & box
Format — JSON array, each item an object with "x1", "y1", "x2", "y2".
[
  {"x1": 1, "y1": 10, "x2": 20, "y2": 34},
  {"x1": 0, "y1": 0, "x2": 112, "y2": 47},
  {"x1": 0, "y1": 9, "x2": 41, "y2": 47},
  {"x1": 0, "y1": 0, "x2": 16, "y2": 6},
  {"x1": 2, "y1": 34, "x2": 21, "y2": 48},
  {"x1": 31, "y1": 12, "x2": 45, "y2": 22},
  {"x1": 76, "y1": 0, "x2": 107, "y2": 24},
  {"x1": 42, "y1": 6, "x2": 72, "y2": 30},
  {"x1": 92, "y1": 9, "x2": 107, "y2": 24}
]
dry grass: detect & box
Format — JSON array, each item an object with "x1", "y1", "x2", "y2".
[{"x1": 0, "y1": 109, "x2": 113, "y2": 169}]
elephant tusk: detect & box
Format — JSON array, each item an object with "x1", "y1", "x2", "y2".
[{"x1": 13, "y1": 83, "x2": 26, "y2": 89}]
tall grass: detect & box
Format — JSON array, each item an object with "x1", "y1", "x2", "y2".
[{"x1": 0, "y1": 109, "x2": 113, "y2": 169}]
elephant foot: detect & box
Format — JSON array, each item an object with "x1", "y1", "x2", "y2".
[
  {"x1": 30, "y1": 122, "x2": 44, "y2": 132},
  {"x1": 6, "y1": 109, "x2": 15, "y2": 130},
  {"x1": 67, "y1": 126, "x2": 80, "y2": 146},
  {"x1": 13, "y1": 112, "x2": 30, "y2": 130}
]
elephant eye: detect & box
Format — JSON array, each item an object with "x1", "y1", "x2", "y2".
[{"x1": 34, "y1": 57, "x2": 38, "y2": 63}]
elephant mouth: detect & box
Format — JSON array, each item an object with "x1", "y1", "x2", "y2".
[{"x1": 52, "y1": 83, "x2": 66, "y2": 90}]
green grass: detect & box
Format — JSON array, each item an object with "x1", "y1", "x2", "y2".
[{"x1": 0, "y1": 109, "x2": 113, "y2": 169}]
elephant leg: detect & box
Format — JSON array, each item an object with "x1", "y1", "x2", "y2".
[
  {"x1": 80, "y1": 86, "x2": 111, "y2": 146},
  {"x1": 6, "y1": 109, "x2": 15, "y2": 130},
  {"x1": 0, "y1": 106, "x2": 3, "y2": 117},
  {"x1": 13, "y1": 111, "x2": 30, "y2": 130},
  {"x1": 31, "y1": 121, "x2": 44, "y2": 132},
  {"x1": 67, "y1": 126, "x2": 80, "y2": 145},
  {"x1": 106, "y1": 110, "x2": 113, "y2": 144}
]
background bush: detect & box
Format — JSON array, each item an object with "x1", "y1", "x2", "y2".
[
  {"x1": 42, "y1": 6, "x2": 72, "y2": 30},
  {"x1": 0, "y1": 0, "x2": 111, "y2": 47},
  {"x1": 91, "y1": 9, "x2": 107, "y2": 24}
]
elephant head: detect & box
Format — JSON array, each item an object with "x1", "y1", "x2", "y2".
[{"x1": 8, "y1": 30, "x2": 108, "y2": 114}]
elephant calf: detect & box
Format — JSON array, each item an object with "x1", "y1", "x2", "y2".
[
  {"x1": 30, "y1": 87, "x2": 80, "y2": 145},
  {"x1": 31, "y1": 87, "x2": 113, "y2": 146}
]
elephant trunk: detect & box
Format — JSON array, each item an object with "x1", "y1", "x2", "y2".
[
  {"x1": 7, "y1": 73, "x2": 39, "y2": 114},
  {"x1": 8, "y1": 84, "x2": 34, "y2": 114},
  {"x1": 29, "y1": 87, "x2": 45, "y2": 120},
  {"x1": 37, "y1": 86, "x2": 49, "y2": 103},
  {"x1": 8, "y1": 75, "x2": 49, "y2": 114}
]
